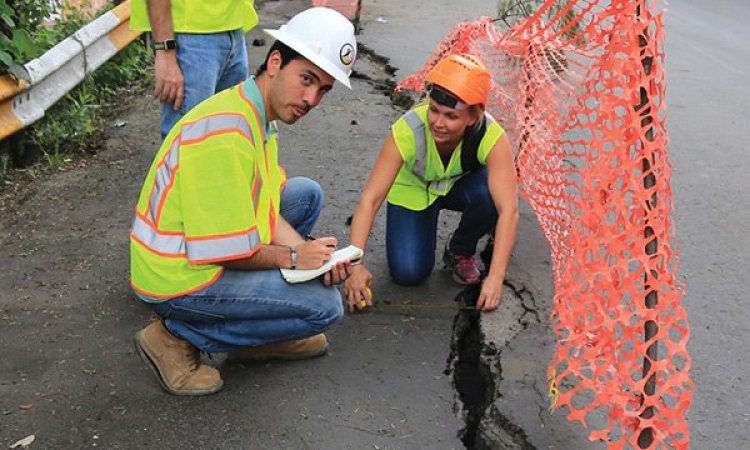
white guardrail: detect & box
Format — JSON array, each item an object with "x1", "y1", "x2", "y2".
[{"x1": 0, "y1": 0, "x2": 141, "y2": 140}]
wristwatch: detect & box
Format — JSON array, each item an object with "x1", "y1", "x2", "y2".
[
  {"x1": 289, "y1": 246, "x2": 298, "y2": 270},
  {"x1": 153, "y1": 39, "x2": 177, "y2": 51}
]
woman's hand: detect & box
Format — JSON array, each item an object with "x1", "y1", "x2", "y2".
[
  {"x1": 344, "y1": 265, "x2": 373, "y2": 312},
  {"x1": 476, "y1": 275, "x2": 504, "y2": 312}
]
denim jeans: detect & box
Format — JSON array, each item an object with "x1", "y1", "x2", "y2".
[
  {"x1": 148, "y1": 177, "x2": 344, "y2": 353},
  {"x1": 386, "y1": 167, "x2": 498, "y2": 286},
  {"x1": 161, "y1": 29, "x2": 249, "y2": 139}
]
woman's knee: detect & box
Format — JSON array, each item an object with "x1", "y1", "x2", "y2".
[
  {"x1": 387, "y1": 244, "x2": 435, "y2": 286},
  {"x1": 389, "y1": 262, "x2": 433, "y2": 286}
]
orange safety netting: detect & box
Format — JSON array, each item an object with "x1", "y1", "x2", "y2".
[
  {"x1": 397, "y1": 1, "x2": 692, "y2": 448},
  {"x1": 311, "y1": 0, "x2": 361, "y2": 20}
]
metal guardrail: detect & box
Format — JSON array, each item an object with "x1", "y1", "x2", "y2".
[{"x1": 0, "y1": 0, "x2": 142, "y2": 140}]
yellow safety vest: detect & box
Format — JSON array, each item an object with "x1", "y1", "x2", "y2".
[
  {"x1": 130, "y1": 80, "x2": 285, "y2": 299},
  {"x1": 130, "y1": 0, "x2": 258, "y2": 33},
  {"x1": 387, "y1": 104, "x2": 505, "y2": 211}
]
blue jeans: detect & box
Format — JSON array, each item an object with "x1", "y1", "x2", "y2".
[
  {"x1": 148, "y1": 177, "x2": 344, "y2": 353},
  {"x1": 386, "y1": 168, "x2": 498, "y2": 286},
  {"x1": 161, "y1": 29, "x2": 249, "y2": 139}
]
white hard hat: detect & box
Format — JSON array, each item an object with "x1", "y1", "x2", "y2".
[{"x1": 264, "y1": 7, "x2": 357, "y2": 89}]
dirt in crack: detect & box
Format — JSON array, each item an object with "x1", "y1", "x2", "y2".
[{"x1": 450, "y1": 301, "x2": 494, "y2": 449}]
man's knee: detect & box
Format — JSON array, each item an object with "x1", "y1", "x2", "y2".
[
  {"x1": 285, "y1": 177, "x2": 323, "y2": 207},
  {"x1": 306, "y1": 288, "x2": 344, "y2": 333},
  {"x1": 298, "y1": 177, "x2": 323, "y2": 207}
]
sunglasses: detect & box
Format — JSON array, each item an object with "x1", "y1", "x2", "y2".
[{"x1": 427, "y1": 85, "x2": 469, "y2": 110}]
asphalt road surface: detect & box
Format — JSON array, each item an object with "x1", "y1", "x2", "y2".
[{"x1": 1, "y1": 0, "x2": 746, "y2": 449}]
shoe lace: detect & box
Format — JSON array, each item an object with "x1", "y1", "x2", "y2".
[{"x1": 185, "y1": 347, "x2": 201, "y2": 371}]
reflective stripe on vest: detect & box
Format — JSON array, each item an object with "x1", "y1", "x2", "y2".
[
  {"x1": 403, "y1": 111, "x2": 428, "y2": 178},
  {"x1": 131, "y1": 214, "x2": 262, "y2": 262},
  {"x1": 134, "y1": 112, "x2": 258, "y2": 261},
  {"x1": 182, "y1": 113, "x2": 254, "y2": 143},
  {"x1": 401, "y1": 110, "x2": 495, "y2": 195},
  {"x1": 426, "y1": 178, "x2": 458, "y2": 193},
  {"x1": 251, "y1": 168, "x2": 263, "y2": 213}
]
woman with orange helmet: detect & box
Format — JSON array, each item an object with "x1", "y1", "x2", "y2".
[{"x1": 344, "y1": 54, "x2": 519, "y2": 312}]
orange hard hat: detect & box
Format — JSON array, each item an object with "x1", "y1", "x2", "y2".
[{"x1": 425, "y1": 54, "x2": 490, "y2": 107}]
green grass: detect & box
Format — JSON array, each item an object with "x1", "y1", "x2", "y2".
[{"x1": 1, "y1": 4, "x2": 153, "y2": 190}]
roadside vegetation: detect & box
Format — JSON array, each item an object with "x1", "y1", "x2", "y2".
[{"x1": 0, "y1": 0, "x2": 152, "y2": 191}]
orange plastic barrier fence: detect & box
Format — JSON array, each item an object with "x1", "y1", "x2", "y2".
[
  {"x1": 311, "y1": 0, "x2": 361, "y2": 20},
  {"x1": 398, "y1": 1, "x2": 692, "y2": 448}
]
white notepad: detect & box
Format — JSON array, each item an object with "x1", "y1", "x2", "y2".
[{"x1": 280, "y1": 245, "x2": 364, "y2": 284}]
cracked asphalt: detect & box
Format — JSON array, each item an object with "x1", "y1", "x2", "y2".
[{"x1": 1, "y1": 0, "x2": 747, "y2": 449}]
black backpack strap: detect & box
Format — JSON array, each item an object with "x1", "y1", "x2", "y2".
[{"x1": 460, "y1": 117, "x2": 487, "y2": 173}]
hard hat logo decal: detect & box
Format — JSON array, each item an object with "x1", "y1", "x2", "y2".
[{"x1": 339, "y1": 43, "x2": 355, "y2": 66}]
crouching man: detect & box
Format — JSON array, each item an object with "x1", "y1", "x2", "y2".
[{"x1": 129, "y1": 7, "x2": 358, "y2": 395}]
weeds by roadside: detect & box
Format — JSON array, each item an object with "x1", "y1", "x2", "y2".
[{"x1": 0, "y1": 1, "x2": 152, "y2": 192}]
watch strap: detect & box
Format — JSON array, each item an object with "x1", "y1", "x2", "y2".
[
  {"x1": 153, "y1": 39, "x2": 177, "y2": 51},
  {"x1": 289, "y1": 246, "x2": 298, "y2": 270}
]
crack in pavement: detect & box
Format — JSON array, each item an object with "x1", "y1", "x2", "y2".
[
  {"x1": 324, "y1": 40, "x2": 547, "y2": 449},
  {"x1": 448, "y1": 279, "x2": 544, "y2": 449}
]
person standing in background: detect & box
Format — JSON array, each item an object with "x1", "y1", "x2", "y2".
[{"x1": 130, "y1": 0, "x2": 258, "y2": 139}]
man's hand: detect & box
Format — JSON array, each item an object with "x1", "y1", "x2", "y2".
[
  {"x1": 153, "y1": 50, "x2": 184, "y2": 111},
  {"x1": 294, "y1": 237, "x2": 337, "y2": 269},
  {"x1": 344, "y1": 265, "x2": 373, "y2": 312},
  {"x1": 295, "y1": 237, "x2": 352, "y2": 286},
  {"x1": 323, "y1": 261, "x2": 353, "y2": 287}
]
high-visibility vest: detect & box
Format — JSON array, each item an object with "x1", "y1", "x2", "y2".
[
  {"x1": 130, "y1": 0, "x2": 258, "y2": 34},
  {"x1": 130, "y1": 81, "x2": 284, "y2": 299},
  {"x1": 387, "y1": 104, "x2": 506, "y2": 211}
]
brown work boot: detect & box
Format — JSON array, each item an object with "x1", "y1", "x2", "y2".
[
  {"x1": 134, "y1": 320, "x2": 223, "y2": 396},
  {"x1": 231, "y1": 334, "x2": 328, "y2": 361}
]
